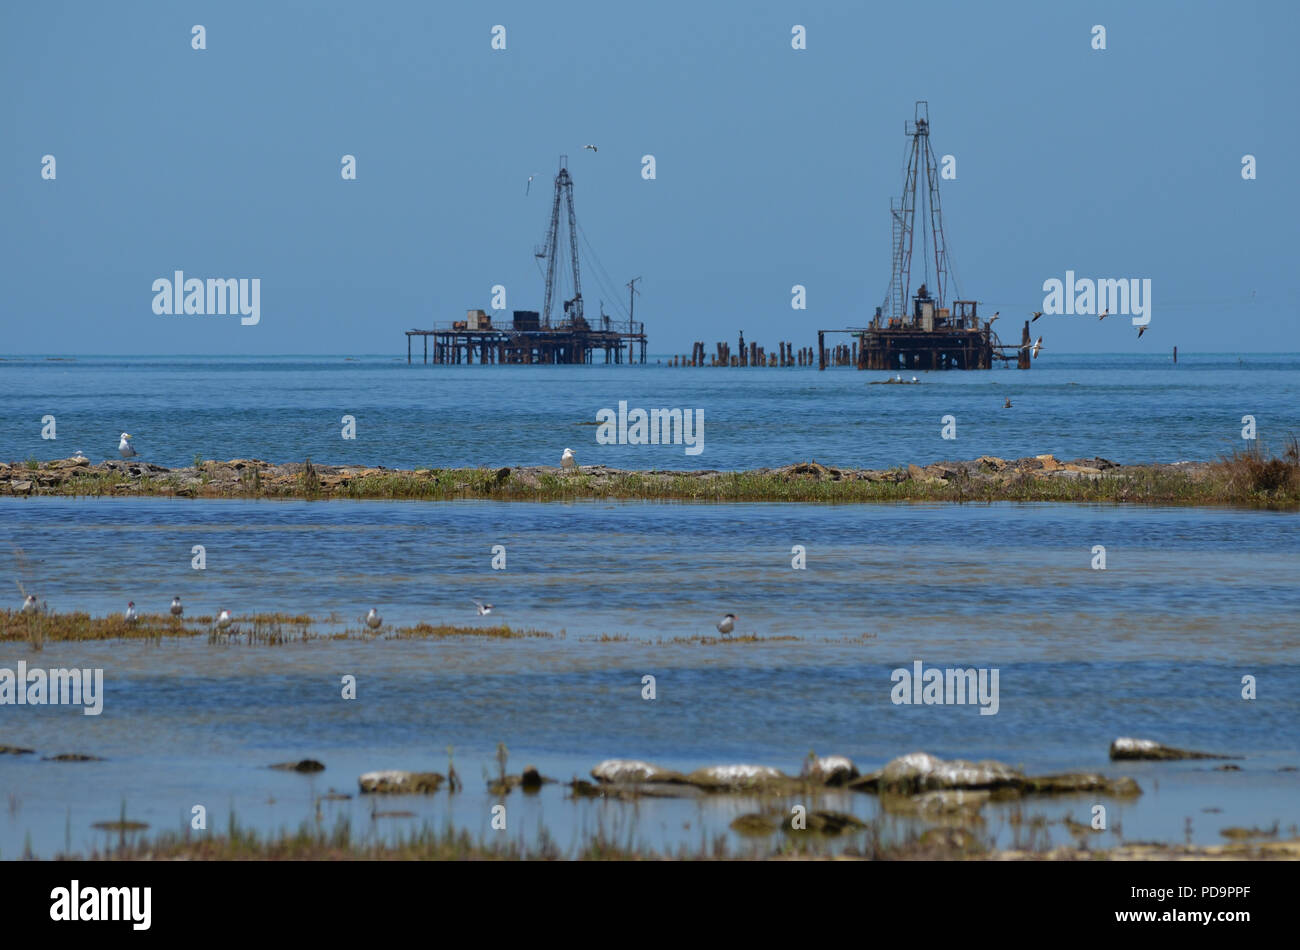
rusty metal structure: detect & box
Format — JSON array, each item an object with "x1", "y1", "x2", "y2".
[
  {"x1": 407, "y1": 157, "x2": 647, "y2": 365},
  {"x1": 820, "y1": 103, "x2": 1027, "y2": 371}
]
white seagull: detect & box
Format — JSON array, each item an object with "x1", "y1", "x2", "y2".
[
  {"x1": 118, "y1": 433, "x2": 137, "y2": 458},
  {"x1": 561, "y1": 447, "x2": 576, "y2": 471},
  {"x1": 365, "y1": 607, "x2": 382, "y2": 629},
  {"x1": 170, "y1": 596, "x2": 184, "y2": 617},
  {"x1": 583, "y1": 144, "x2": 598, "y2": 153},
  {"x1": 474, "y1": 600, "x2": 494, "y2": 616},
  {"x1": 716, "y1": 613, "x2": 737, "y2": 637},
  {"x1": 72, "y1": 449, "x2": 89, "y2": 464},
  {"x1": 21, "y1": 594, "x2": 39, "y2": 614},
  {"x1": 124, "y1": 601, "x2": 137, "y2": 623}
]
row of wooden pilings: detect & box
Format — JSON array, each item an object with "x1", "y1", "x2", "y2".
[{"x1": 665, "y1": 335, "x2": 818, "y2": 367}]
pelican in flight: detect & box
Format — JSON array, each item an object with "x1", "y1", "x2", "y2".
[
  {"x1": 365, "y1": 608, "x2": 382, "y2": 629},
  {"x1": 474, "y1": 601, "x2": 494, "y2": 616},
  {"x1": 583, "y1": 144, "x2": 598, "y2": 153},
  {"x1": 1031, "y1": 311, "x2": 1043, "y2": 323},
  {"x1": 170, "y1": 596, "x2": 184, "y2": 617},
  {"x1": 561, "y1": 447, "x2": 576, "y2": 471},
  {"x1": 118, "y1": 433, "x2": 137, "y2": 458},
  {"x1": 1138, "y1": 325, "x2": 1147, "y2": 339},
  {"x1": 1031, "y1": 336, "x2": 1044, "y2": 359},
  {"x1": 716, "y1": 613, "x2": 737, "y2": 637}
]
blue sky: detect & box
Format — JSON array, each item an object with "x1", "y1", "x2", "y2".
[{"x1": 2, "y1": 0, "x2": 1297, "y2": 354}]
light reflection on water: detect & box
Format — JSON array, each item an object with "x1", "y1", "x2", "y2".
[{"x1": 1, "y1": 497, "x2": 1297, "y2": 857}]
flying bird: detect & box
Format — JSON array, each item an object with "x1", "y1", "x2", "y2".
[
  {"x1": 1031, "y1": 336, "x2": 1044, "y2": 359},
  {"x1": 124, "y1": 601, "x2": 137, "y2": 623},
  {"x1": 1137, "y1": 325, "x2": 1147, "y2": 339},
  {"x1": 561, "y1": 447, "x2": 576, "y2": 471},
  {"x1": 1031, "y1": 311, "x2": 1043, "y2": 323},
  {"x1": 474, "y1": 601, "x2": 494, "y2": 616},
  {"x1": 1098, "y1": 309, "x2": 1109, "y2": 321},
  {"x1": 583, "y1": 144, "x2": 598, "y2": 152},
  {"x1": 526, "y1": 175, "x2": 535, "y2": 195},
  {"x1": 170, "y1": 596, "x2": 184, "y2": 617},
  {"x1": 716, "y1": 613, "x2": 736, "y2": 637},
  {"x1": 118, "y1": 433, "x2": 137, "y2": 458},
  {"x1": 365, "y1": 608, "x2": 382, "y2": 629}
]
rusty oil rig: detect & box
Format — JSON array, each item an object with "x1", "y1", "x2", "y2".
[
  {"x1": 819, "y1": 102, "x2": 1029, "y2": 371},
  {"x1": 407, "y1": 157, "x2": 647, "y2": 365}
]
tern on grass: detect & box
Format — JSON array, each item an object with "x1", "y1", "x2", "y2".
[
  {"x1": 21, "y1": 594, "x2": 39, "y2": 614},
  {"x1": 170, "y1": 596, "x2": 184, "y2": 617},
  {"x1": 716, "y1": 613, "x2": 737, "y2": 637},
  {"x1": 124, "y1": 601, "x2": 137, "y2": 623}
]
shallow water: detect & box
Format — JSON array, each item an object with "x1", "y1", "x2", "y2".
[
  {"x1": 1, "y1": 497, "x2": 1297, "y2": 857},
  {"x1": 2, "y1": 353, "x2": 1298, "y2": 470}
]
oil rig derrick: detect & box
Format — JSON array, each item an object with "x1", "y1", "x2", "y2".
[
  {"x1": 406, "y1": 156, "x2": 647, "y2": 365},
  {"x1": 819, "y1": 102, "x2": 1027, "y2": 371}
]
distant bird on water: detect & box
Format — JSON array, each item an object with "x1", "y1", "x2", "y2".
[
  {"x1": 1031, "y1": 311, "x2": 1043, "y2": 323},
  {"x1": 716, "y1": 613, "x2": 737, "y2": 637},
  {"x1": 118, "y1": 433, "x2": 137, "y2": 458},
  {"x1": 170, "y1": 596, "x2": 184, "y2": 617},
  {"x1": 365, "y1": 608, "x2": 382, "y2": 629},
  {"x1": 474, "y1": 601, "x2": 494, "y2": 616},
  {"x1": 1003, "y1": 398, "x2": 1013, "y2": 409},
  {"x1": 561, "y1": 447, "x2": 577, "y2": 471},
  {"x1": 583, "y1": 144, "x2": 598, "y2": 153}
]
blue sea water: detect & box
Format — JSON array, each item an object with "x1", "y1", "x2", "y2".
[
  {"x1": 0, "y1": 355, "x2": 1297, "y2": 858},
  {"x1": 1, "y1": 353, "x2": 1297, "y2": 470}
]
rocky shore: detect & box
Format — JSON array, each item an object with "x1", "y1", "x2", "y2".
[{"x1": 2, "y1": 452, "x2": 1289, "y2": 506}]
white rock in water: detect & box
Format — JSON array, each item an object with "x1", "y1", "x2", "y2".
[
  {"x1": 591, "y1": 759, "x2": 686, "y2": 784},
  {"x1": 801, "y1": 754, "x2": 859, "y2": 785}
]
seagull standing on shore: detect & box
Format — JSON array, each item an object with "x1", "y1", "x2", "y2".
[
  {"x1": 72, "y1": 449, "x2": 88, "y2": 464},
  {"x1": 118, "y1": 433, "x2": 137, "y2": 458},
  {"x1": 716, "y1": 613, "x2": 736, "y2": 637},
  {"x1": 365, "y1": 608, "x2": 382, "y2": 629},
  {"x1": 561, "y1": 447, "x2": 576, "y2": 471},
  {"x1": 474, "y1": 600, "x2": 494, "y2": 616},
  {"x1": 170, "y1": 596, "x2": 184, "y2": 617}
]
